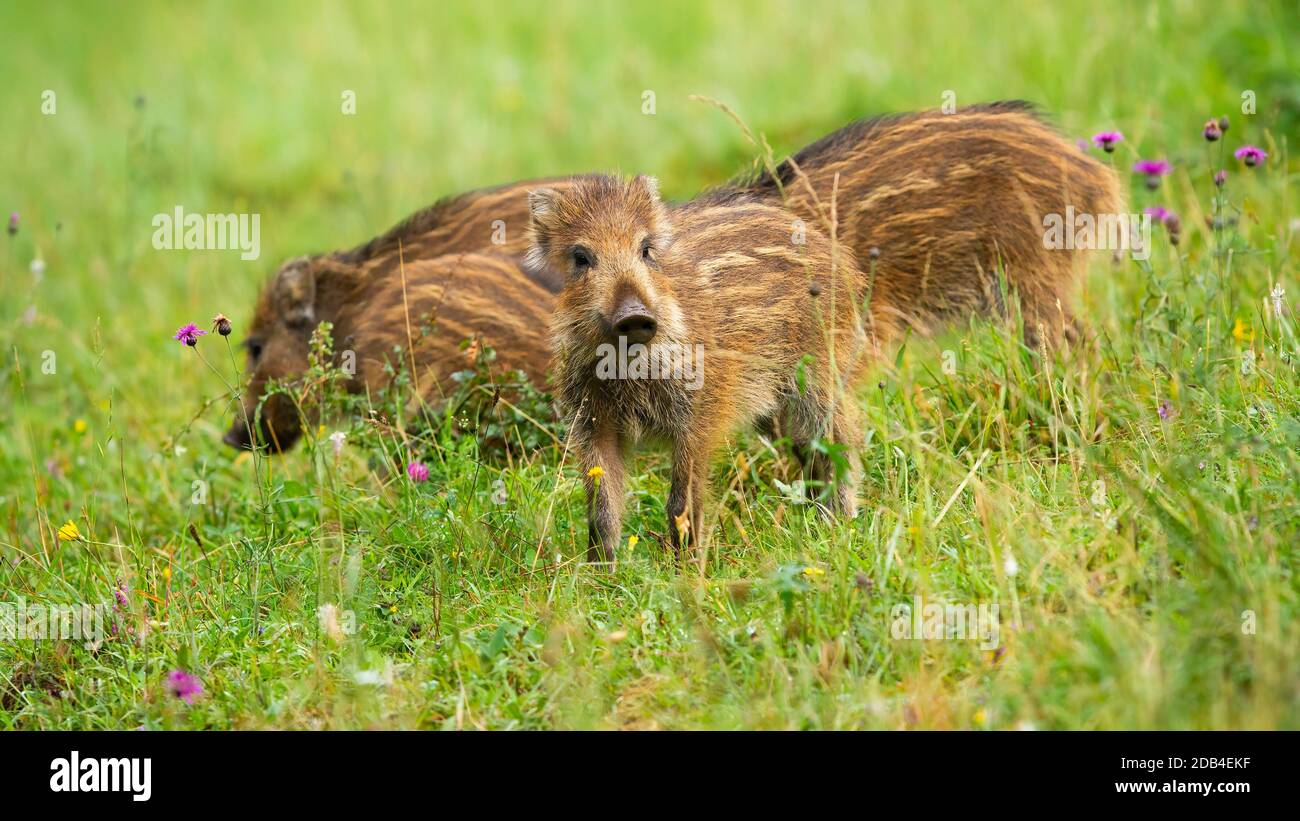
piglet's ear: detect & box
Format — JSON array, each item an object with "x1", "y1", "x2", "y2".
[
  {"x1": 527, "y1": 188, "x2": 561, "y2": 224},
  {"x1": 635, "y1": 174, "x2": 661, "y2": 204},
  {"x1": 525, "y1": 189, "x2": 561, "y2": 273},
  {"x1": 275, "y1": 256, "x2": 317, "y2": 329},
  {"x1": 635, "y1": 175, "x2": 672, "y2": 242}
]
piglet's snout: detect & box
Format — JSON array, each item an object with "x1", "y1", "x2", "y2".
[{"x1": 609, "y1": 297, "x2": 657, "y2": 345}]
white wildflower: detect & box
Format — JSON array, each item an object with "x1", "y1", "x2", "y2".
[{"x1": 328, "y1": 430, "x2": 346, "y2": 457}]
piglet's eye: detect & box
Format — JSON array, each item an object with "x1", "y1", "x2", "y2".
[
  {"x1": 640, "y1": 239, "x2": 654, "y2": 262},
  {"x1": 571, "y1": 246, "x2": 594, "y2": 270}
]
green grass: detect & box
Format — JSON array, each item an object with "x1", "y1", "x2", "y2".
[{"x1": 1, "y1": 0, "x2": 1297, "y2": 729}]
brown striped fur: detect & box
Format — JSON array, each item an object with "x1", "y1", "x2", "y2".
[
  {"x1": 224, "y1": 177, "x2": 578, "y2": 450},
  {"x1": 727, "y1": 101, "x2": 1122, "y2": 346},
  {"x1": 529, "y1": 175, "x2": 899, "y2": 563},
  {"x1": 341, "y1": 175, "x2": 579, "y2": 286}
]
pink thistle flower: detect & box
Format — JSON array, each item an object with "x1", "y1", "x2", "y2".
[
  {"x1": 1133, "y1": 159, "x2": 1171, "y2": 190},
  {"x1": 113, "y1": 579, "x2": 129, "y2": 611},
  {"x1": 173, "y1": 323, "x2": 206, "y2": 346},
  {"x1": 1143, "y1": 206, "x2": 1180, "y2": 242},
  {"x1": 407, "y1": 461, "x2": 430, "y2": 482},
  {"x1": 6, "y1": 212, "x2": 18, "y2": 236},
  {"x1": 1133, "y1": 159, "x2": 1170, "y2": 176},
  {"x1": 1214, "y1": 169, "x2": 1228, "y2": 187},
  {"x1": 1234, "y1": 145, "x2": 1267, "y2": 167},
  {"x1": 1163, "y1": 214, "x2": 1181, "y2": 245},
  {"x1": 1202, "y1": 119, "x2": 1221, "y2": 142},
  {"x1": 1091, "y1": 131, "x2": 1124, "y2": 152},
  {"x1": 166, "y1": 669, "x2": 203, "y2": 704}
]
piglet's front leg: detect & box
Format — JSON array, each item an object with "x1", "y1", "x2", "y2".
[
  {"x1": 583, "y1": 426, "x2": 626, "y2": 567},
  {"x1": 667, "y1": 443, "x2": 709, "y2": 562}
]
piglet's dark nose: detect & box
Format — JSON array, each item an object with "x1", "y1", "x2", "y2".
[
  {"x1": 223, "y1": 425, "x2": 252, "y2": 450},
  {"x1": 610, "y1": 298, "x2": 657, "y2": 345}
]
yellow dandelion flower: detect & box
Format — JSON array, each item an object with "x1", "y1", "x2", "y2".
[
  {"x1": 389, "y1": 605, "x2": 397, "y2": 614},
  {"x1": 162, "y1": 566, "x2": 172, "y2": 583},
  {"x1": 973, "y1": 708, "x2": 987, "y2": 727},
  {"x1": 803, "y1": 566, "x2": 825, "y2": 578},
  {"x1": 587, "y1": 466, "x2": 605, "y2": 479},
  {"x1": 1232, "y1": 319, "x2": 1253, "y2": 342},
  {"x1": 57, "y1": 520, "x2": 81, "y2": 542},
  {"x1": 627, "y1": 535, "x2": 639, "y2": 551},
  {"x1": 73, "y1": 419, "x2": 87, "y2": 434}
]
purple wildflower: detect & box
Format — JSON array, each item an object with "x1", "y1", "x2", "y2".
[
  {"x1": 1133, "y1": 159, "x2": 1170, "y2": 176},
  {"x1": 1157, "y1": 399, "x2": 1174, "y2": 421},
  {"x1": 1091, "y1": 131, "x2": 1124, "y2": 152},
  {"x1": 166, "y1": 669, "x2": 203, "y2": 704},
  {"x1": 173, "y1": 323, "x2": 206, "y2": 346},
  {"x1": 407, "y1": 461, "x2": 430, "y2": 483},
  {"x1": 1144, "y1": 206, "x2": 1181, "y2": 243},
  {"x1": 1133, "y1": 159, "x2": 1170, "y2": 190},
  {"x1": 1164, "y1": 214, "x2": 1181, "y2": 245},
  {"x1": 1234, "y1": 145, "x2": 1267, "y2": 167},
  {"x1": 1202, "y1": 119, "x2": 1221, "y2": 142},
  {"x1": 6, "y1": 212, "x2": 17, "y2": 236},
  {"x1": 1214, "y1": 169, "x2": 1228, "y2": 187}
]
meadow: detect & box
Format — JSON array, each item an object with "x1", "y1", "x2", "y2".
[{"x1": 1, "y1": 0, "x2": 1297, "y2": 729}]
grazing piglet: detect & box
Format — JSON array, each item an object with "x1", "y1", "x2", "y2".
[
  {"x1": 342, "y1": 176, "x2": 581, "y2": 290},
  {"x1": 527, "y1": 174, "x2": 901, "y2": 563},
  {"x1": 732, "y1": 101, "x2": 1123, "y2": 347},
  {"x1": 225, "y1": 176, "x2": 580, "y2": 451},
  {"x1": 225, "y1": 251, "x2": 554, "y2": 451}
]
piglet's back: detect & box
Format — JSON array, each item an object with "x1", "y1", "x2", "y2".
[
  {"x1": 340, "y1": 251, "x2": 555, "y2": 395},
  {"x1": 668, "y1": 200, "x2": 899, "y2": 358}
]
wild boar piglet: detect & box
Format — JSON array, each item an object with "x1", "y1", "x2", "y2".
[{"x1": 529, "y1": 174, "x2": 900, "y2": 563}]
